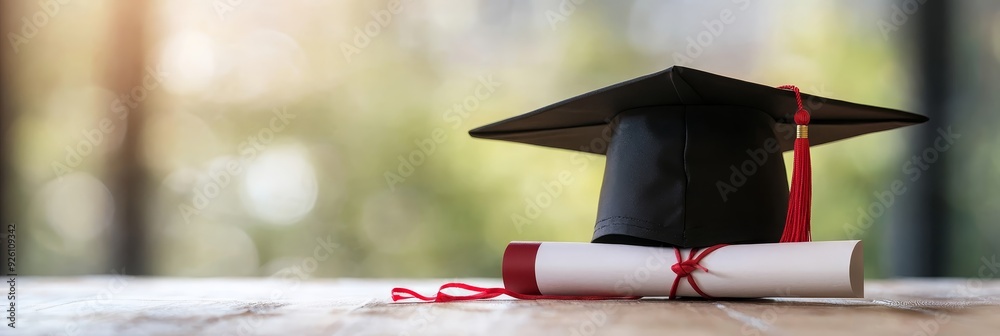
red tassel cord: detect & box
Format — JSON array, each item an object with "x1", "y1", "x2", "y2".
[{"x1": 777, "y1": 85, "x2": 812, "y2": 243}]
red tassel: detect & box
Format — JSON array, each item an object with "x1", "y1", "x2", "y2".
[{"x1": 777, "y1": 85, "x2": 811, "y2": 243}]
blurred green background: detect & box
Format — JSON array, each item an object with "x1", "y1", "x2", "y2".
[{"x1": 2, "y1": 0, "x2": 998, "y2": 279}]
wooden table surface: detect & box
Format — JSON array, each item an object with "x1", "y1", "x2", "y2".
[{"x1": 13, "y1": 277, "x2": 1000, "y2": 335}]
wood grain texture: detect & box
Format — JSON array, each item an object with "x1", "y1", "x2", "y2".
[{"x1": 15, "y1": 277, "x2": 1000, "y2": 335}]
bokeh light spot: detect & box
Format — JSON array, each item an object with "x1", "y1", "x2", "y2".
[
  {"x1": 159, "y1": 30, "x2": 217, "y2": 96},
  {"x1": 42, "y1": 172, "x2": 114, "y2": 243},
  {"x1": 241, "y1": 144, "x2": 318, "y2": 225}
]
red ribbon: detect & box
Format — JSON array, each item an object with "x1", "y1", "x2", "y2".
[
  {"x1": 391, "y1": 244, "x2": 727, "y2": 302},
  {"x1": 391, "y1": 282, "x2": 634, "y2": 302}
]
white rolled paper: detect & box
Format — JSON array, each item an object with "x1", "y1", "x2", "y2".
[{"x1": 502, "y1": 240, "x2": 863, "y2": 298}]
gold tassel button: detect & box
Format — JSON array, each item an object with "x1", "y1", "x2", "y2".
[{"x1": 796, "y1": 125, "x2": 809, "y2": 139}]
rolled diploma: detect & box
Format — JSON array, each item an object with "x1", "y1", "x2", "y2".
[{"x1": 502, "y1": 240, "x2": 863, "y2": 298}]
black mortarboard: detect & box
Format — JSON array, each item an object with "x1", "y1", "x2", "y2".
[{"x1": 470, "y1": 66, "x2": 927, "y2": 248}]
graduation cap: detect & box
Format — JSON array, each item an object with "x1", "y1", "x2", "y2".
[{"x1": 470, "y1": 66, "x2": 927, "y2": 248}]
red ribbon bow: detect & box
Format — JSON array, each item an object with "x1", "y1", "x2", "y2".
[{"x1": 668, "y1": 244, "x2": 726, "y2": 299}]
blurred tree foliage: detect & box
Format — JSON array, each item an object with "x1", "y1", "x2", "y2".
[{"x1": 5, "y1": 0, "x2": 998, "y2": 279}]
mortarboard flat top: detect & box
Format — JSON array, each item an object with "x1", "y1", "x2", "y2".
[{"x1": 470, "y1": 66, "x2": 928, "y2": 154}]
